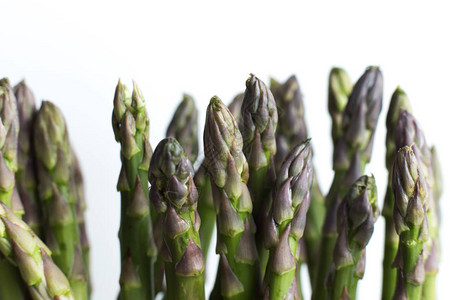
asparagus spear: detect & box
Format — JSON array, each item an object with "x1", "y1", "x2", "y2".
[
  {"x1": 263, "y1": 140, "x2": 313, "y2": 300},
  {"x1": 422, "y1": 146, "x2": 442, "y2": 300},
  {"x1": 327, "y1": 175, "x2": 379, "y2": 300},
  {"x1": 240, "y1": 74, "x2": 278, "y2": 278},
  {"x1": 166, "y1": 94, "x2": 199, "y2": 164},
  {"x1": 270, "y1": 75, "x2": 326, "y2": 285},
  {"x1": 328, "y1": 67, "x2": 352, "y2": 147},
  {"x1": 395, "y1": 112, "x2": 440, "y2": 300},
  {"x1": 34, "y1": 101, "x2": 89, "y2": 300},
  {"x1": 381, "y1": 87, "x2": 412, "y2": 300},
  {"x1": 391, "y1": 146, "x2": 428, "y2": 300},
  {"x1": 204, "y1": 96, "x2": 260, "y2": 300},
  {"x1": 0, "y1": 201, "x2": 75, "y2": 300},
  {"x1": 112, "y1": 80, "x2": 156, "y2": 300},
  {"x1": 0, "y1": 78, "x2": 28, "y2": 300},
  {"x1": 395, "y1": 110, "x2": 437, "y2": 299},
  {"x1": 0, "y1": 78, "x2": 22, "y2": 212},
  {"x1": 71, "y1": 150, "x2": 91, "y2": 296},
  {"x1": 193, "y1": 94, "x2": 244, "y2": 262},
  {"x1": 149, "y1": 137, "x2": 205, "y2": 300},
  {"x1": 159, "y1": 94, "x2": 200, "y2": 292},
  {"x1": 14, "y1": 80, "x2": 42, "y2": 236},
  {"x1": 312, "y1": 67, "x2": 383, "y2": 300}
]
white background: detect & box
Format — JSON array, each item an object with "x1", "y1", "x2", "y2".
[{"x1": 1, "y1": 1, "x2": 449, "y2": 299}]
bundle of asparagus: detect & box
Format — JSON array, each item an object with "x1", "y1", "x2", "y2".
[
  {"x1": 0, "y1": 65, "x2": 441, "y2": 300},
  {"x1": 0, "y1": 79, "x2": 90, "y2": 300}
]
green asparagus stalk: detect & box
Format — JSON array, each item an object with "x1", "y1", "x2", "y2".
[
  {"x1": 240, "y1": 74, "x2": 278, "y2": 278},
  {"x1": 204, "y1": 96, "x2": 260, "y2": 300},
  {"x1": 381, "y1": 87, "x2": 412, "y2": 300},
  {"x1": 263, "y1": 140, "x2": 313, "y2": 300},
  {"x1": 395, "y1": 110, "x2": 438, "y2": 299},
  {"x1": 327, "y1": 175, "x2": 379, "y2": 300},
  {"x1": 395, "y1": 111, "x2": 437, "y2": 300},
  {"x1": 71, "y1": 150, "x2": 91, "y2": 296},
  {"x1": 422, "y1": 146, "x2": 442, "y2": 300},
  {"x1": 0, "y1": 78, "x2": 22, "y2": 212},
  {"x1": 34, "y1": 101, "x2": 89, "y2": 300},
  {"x1": 0, "y1": 78, "x2": 28, "y2": 300},
  {"x1": 160, "y1": 94, "x2": 200, "y2": 292},
  {"x1": 112, "y1": 80, "x2": 156, "y2": 300},
  {"x1": 14, "y1": 80, "x2": 42, "y2": 236},
  {"x1": 166, "y1": 94, "x2": 199, "y2": 164},
  {"x1": 328, "y1": 67, "x2": 353, "y2": 147},
  {"x1": 391, "y1": 146, "x2": 428, "y2": 300},
  {"x1": 270, "y1": 75, "x2": 326, "y2": 285},
  {"x1": 0, "y1": 201, "x2": 75, "y2": 299},
  {"x1": 149, "y1": 137, "x2": 205, "y2": 300},
  {"x1": 194, "y1": 94, "x2": 244, "y2": 262},
  {"x1": 312, "y1": 67, "x2": 383, "y2": 300}
]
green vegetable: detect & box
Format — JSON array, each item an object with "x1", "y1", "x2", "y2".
[
  {"x1": 0, "y1": 78, "x2": 27, "y2": 300},
  {"x1": 327, "y1": 175, "x2": 378, "y2": 300},
  {"x1": 270, "y1": 75, "x2": 325, "y2": 286},
  {"x1": 14, "y1": 80, "x2": 41, "y2": 236},
  {"x1": 112, "y1": 80, "x2": 156, "y2": 300},
  {"x1": 263, "y1": 140, "x2": 313, "y2": 300},
  {"x1": 149, "y1": 137, "x2": 205, "y2": 300},
  {"x1": 240, "y1": 74, "x2": 278, "y2": 279},
  {"x1": 205, "y1": 96, "x2": 260, "y2": 300},
  {"x1": 313, "y1": 67, "x2": 383, "y2": 300},
  {"x1": 34, "y1": 101, "x2": 89, "y2": 300},
  {"x1": 391, "y1": 146, "x2": 428, "y2": 300},
  {"x1": 381, "y1": 87, "x2": 412, "y2": 300}
]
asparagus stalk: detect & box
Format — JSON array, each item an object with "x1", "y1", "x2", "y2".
[
  {"x1": 0, "y1": 201, "x2": 75, "y2": 300},
  {"x1": 71, "y1": 150, "x2": 91, "y2": 296},
  {"x1": 391, "y1": 146, "x2": 429, "y2": 300},
  {"x1": 422, "y1": 146, "x2": 442, "y2": 300},
  {"x1": 34, "y1": 101, "x2": 89, "y2": 300},
  {"x1": 395, "y1": 110, "x2": 436, "y2": 289},
  {"x1": 204, "y1": 96, "x2": 260, "y2": 300},
  {"x1": 270, "y1": 75, "x2": 326, "y2": 285},
  {"x1": 327, "y1": 175, "x2": 379, "y2": 300},
  {"x1": 14, "y1": 80, "x2": 42, "y2": 236},
  {"x1": 112, "y1": 80, "x2": 156, "y2": 300},
  {"x1": 240, "y1": 74, "x2": 278, "y2": 278},
  {"x1": 149, "y1": 137, "x2": 205, "y2": 300},
  {"x1": 263, "y1": 140, "x2": 313, "y2": 300},
  {"x1": 381, "y1": 87, "x2": 412, "y2": 300},
  {"x1": 395, "y1": 110, "x2": 437, "y2": 299},
  {"x1": 0, "y1": 78, "x2": 28, "y2": 300},
  {"x1": 159, "y1": 94, "x2": 200, "y2": 292},
  {"x1": 166, "y1": 94, "x2": 199, "y2": 164},
  {"x1": 312, "y1": 67, "x2": 383, "y2": 300},
  {"x1": 194, "y1": 94, "x2": 244, "y2": 261},
  {"x1": 328, "y1": 67, "x2": 353, "y2": 147},
  {"x1": 0, "y1": 78, "x2": 22, "y2": 212}
]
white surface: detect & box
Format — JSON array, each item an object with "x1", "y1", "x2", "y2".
[{"x1": 1, "y1": 1, "x2": 449, "y2": 299}]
